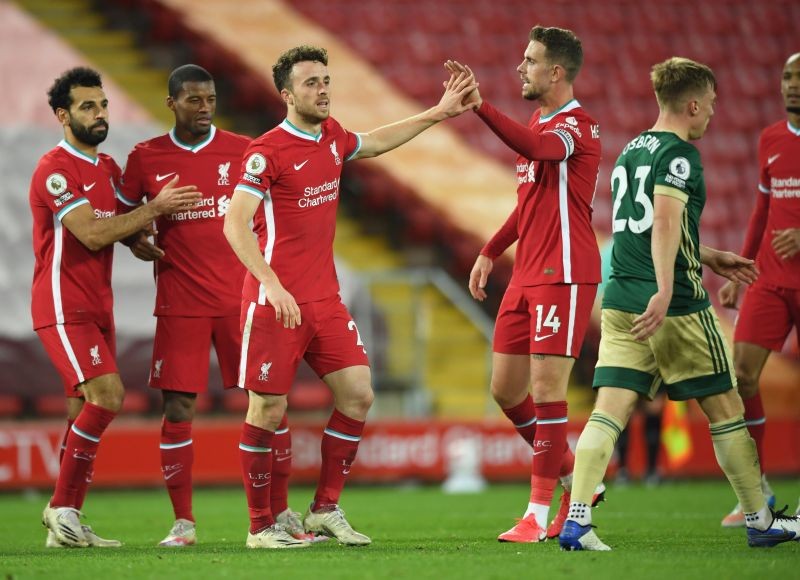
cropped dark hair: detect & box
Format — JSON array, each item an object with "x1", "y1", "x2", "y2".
[
  {"x1": 47, "y1": 67, "x2": 103, "y2": 113},
  {"x1": 530, "y1": 26, "x2": 583, "y2": 83},
  {"x1": 168, "y1": 64, "x2": 214, "y2": 98},
  {"x1": 272, "y1": 45, "x2": 328, "y2": 92}
]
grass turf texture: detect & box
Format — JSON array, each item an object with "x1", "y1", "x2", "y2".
[{"x1": 2, "y1": 480, "x2": 798, "y2": 579}]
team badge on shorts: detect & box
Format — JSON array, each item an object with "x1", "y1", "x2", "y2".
[
  {"x1": 246, "y1": 153, "x2": 267, "y2": 175},
  {"x1": 45, "y1": 173, "x2": 68, "y2": 196}
]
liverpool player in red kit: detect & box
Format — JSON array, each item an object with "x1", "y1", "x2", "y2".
[
  {"x1": 717, "y1": 52, "x2": 800, "y2": 526},
  {"x1": 119, "y1": 65, "x2": 315, "y2": 546},
  {"x1": 224, "y1": 45, "x2": 477, "y2": 548},
  {"x1": 32, "y1": 67, "x2": 201, "y2": 548},
  {"x1": 452, "y1": 26, "x2": 604, "y2": 543}
]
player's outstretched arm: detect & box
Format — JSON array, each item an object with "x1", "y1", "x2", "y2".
[
  {"x1": 699, "y1": 245, "x2": 758, "y2": 285},
  {"x1": 351, "y1": 70, "x2": 477, "y2": 160},
  {"x1": 223, "y1": 190, "x2": 301, "y2": 328},
  {"x1": 631, "y1": 195, "x2": 683, "y2": 341},
  {"x1": 61, "y1": 175, "x2": 200, "y2": 251}
]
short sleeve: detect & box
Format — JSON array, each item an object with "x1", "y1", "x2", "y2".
[
  {"x1": 118, "y1": 149, "x2": 146, "y2": 209},
  {"x1": 344, "y1": 130, "x2": 362, "y2": 162},
  {"x1": 32, "y1": 164, "x2": 89, "y2": 221},
  {"x1": 235, "y1": 143, "x2": 274, "y2": 199},
  {"x1": 653, "y1": 145, "x2": 700, "y2": 204}
]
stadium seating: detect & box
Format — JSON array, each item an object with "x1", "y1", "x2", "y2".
[{"x1": 289, "y1": 0, "x2": 794, "y2": 263}]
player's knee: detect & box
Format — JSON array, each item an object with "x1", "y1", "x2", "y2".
[
  {"x1": 734, "y1": 368, "x2": 759, "y2": 399},
  {"x1": 490, "y1": 382, "x2": 525, "y2": 408},
  {"x1": 163, "y1": 391, "x2": 197, "y2": 422}
]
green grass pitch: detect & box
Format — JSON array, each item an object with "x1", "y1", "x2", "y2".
[{"x1": 2, "y1": 480, "x2": 798, "y2": 579}]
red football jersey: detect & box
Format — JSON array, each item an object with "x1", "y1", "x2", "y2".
[
  {"x1": 753, "y1": 121, "x2": 800, "y2": 288},
  {"x1": 119, "y1": 126, "x2": 251, "y2": 316},
  {"x1": 29, "y1": 141, "x2": 123, "y2": 329},
  {"x1": 476, "y1": 100, "x2": 602, "y2": 286},
  {"x1": 234, "y1": 118, "x2": 360, "y2": 305}
]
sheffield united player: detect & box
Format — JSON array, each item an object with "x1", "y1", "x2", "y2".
[
  {"x1": 223, "y1": 45, "x2": 476, "y2": 549},
  {"x1": 119, "y1": 65, "x2": 314, "y2": 546},
  {"x1": 717, "y1": 52, "x2": 800, "y2": 526},
  {"x1": 32, "y1": 67, "x2": 201, "y2": 548},
  {"x1": 559, "y1": 57, "x2": 800, "y2": 552},
  {"x1": 452, "y1": 26, "x2": 604, "y2": 542}
]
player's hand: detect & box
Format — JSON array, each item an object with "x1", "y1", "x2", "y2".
[
  {"x1": 441, "y1": 61, "x2": 481, "y2": 113},
  {"x1": 150, "y1": 175, "x2": 202, "y2": 215},
  {"x1": 263, "y1": 280, "x2": 301, "y2": 329},
  {"x1": 631, "y1": 291, "x2": 671, "y2": 341},
  {"x1": 717, "y1": 280, "x2": 741, "y2": 309},
  {"x1": 704, "y1": 249, "x2": 758, "y2": 284},
  {"x1": 468, "y1": 255, "x2": 493, "y2": 301},
  {"x1": 128, "y1": 228, "x2": 164, "y2": 261},
  {"x1": 771, "y1": 228, "x2": 800, "y2": 260}
]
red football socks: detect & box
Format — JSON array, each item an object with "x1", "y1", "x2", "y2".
[
  {"x1": 312, "y1": 409, "x2": 364, "y2": 511},
  {"x1": 160, "y1": 419, "x2": 194, "y2": 522},
  {"x1": 502, "y1": 395, "x2": 538, "y2": 447},
  {"x1": 529, "y1": 401, "x2": 568, "y2": 505},
  {"x1": 271, "y1": 414, "x2": 291, "y2": 516},
  {"x1": 51, "y1": 402, "x2": 116, "y2": 508},
  {"x1": 239, "y1": 422, "x2": 274, "y2": 533}
]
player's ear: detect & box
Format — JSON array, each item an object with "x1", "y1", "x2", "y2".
[
  {"x1": 281, "y1": 88, "x2": 294, "y2": 106},
  {"x1": 166, "y1": 96, "x2": 176, "y2": 112},
  {"x1": 55, "y1": 108, "x2": 70, "y2": 127}
]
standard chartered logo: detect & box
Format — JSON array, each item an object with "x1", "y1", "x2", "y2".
[
  {"x1": 166, "y1": 195, "x2": 228, "y2": 221},
  {"x1": 300, "y1": 178, "x2": 339, "y2": 208}
]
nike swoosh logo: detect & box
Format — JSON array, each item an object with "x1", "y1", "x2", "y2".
[
  {"x1": 342, "y1": 469, "x2": 351, "y2": 475},
  {"x1": 83, "y1": 182, "x2": 96, "y2": 191},
  {"x1": 767, "y1": 154, "x2": 780, "y2": 165},
  {"x1": 275, "y1": 455, "x2": 292, "y2": 462},
  {"x1": 532, "y1": 449, "x2": 549, "y2": 456},
  {"x1": 293, "y1": 160, "x2": 309, "y2": 171},
  {"x1": 156, "y1": 172, "x2": 176, "y2": 182},
  {"x1": 252, "y1": 481, "x2": 269, "y2": 488},
  {"x1": 533, "y1": 334, "x2": 555, "y2": 341},
  {"x1": 163, "y1": 470, "x2": 182, "y2": 480}
]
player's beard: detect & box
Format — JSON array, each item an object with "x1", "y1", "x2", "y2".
[
  {"x1": 787, "y1": 106, "x2": 800, "y2": 114},
  {"x1": 70, "y1": 118, "x2": 108, "y2": 146},
  {"x1": 522, "y1": 80, "x2": 543, "y2": 101},
  {"x1": 295, "y1": 99, "x2": 329, "y2": 125}
]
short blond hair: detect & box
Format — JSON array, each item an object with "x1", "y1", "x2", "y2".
[{"x1": 651, "y1": 57, "x2": 716, "y2": 113}]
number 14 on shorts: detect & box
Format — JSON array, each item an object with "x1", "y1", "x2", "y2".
[{"x1": 535, "y1": 304, "x2": 561, "y2": 340}]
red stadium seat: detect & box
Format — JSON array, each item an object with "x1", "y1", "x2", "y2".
[
  {"x1": 34, "y1": 394, "x2": 66, "y2": 417},
  {"x1": 0, "y1": 395, "x2": 23, "y2": 417}
]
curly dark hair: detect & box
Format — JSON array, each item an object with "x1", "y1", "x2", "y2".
[
  {"x1": 47, "y1": 67, "x2": 103, "y2": 113},
  {"x1": 168, "y1": 64, "x2": 214, "y2": 98},
  {"x1": 272, "y1": 45, "x2": 328, "y2": 92},
  {"x1": 530, "y1": 26, "x2": 583, "y2": 83}
]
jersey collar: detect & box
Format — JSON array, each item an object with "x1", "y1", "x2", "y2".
[
  {"x1": 787, "y1": 120, "x2": 800, "y2": 136},
  {"x1": 539, "y1": 99, "x2": 581, "y2": 123},
  {"x1": 169, "y1": 124, "x2": 217, "y2": 152},
  {"x1": 279, "y1": 119, "x2": 323, "y2": 142},
  {"x1": 58, "y1": 139, "x2": 99, "y2": 166}
]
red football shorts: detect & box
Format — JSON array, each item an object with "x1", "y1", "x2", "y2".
[
  {"x1": 148, "y1": 315, "x2": 241, "y2": 393},
  {"x1": 36, "y1": 320, "x2": 118, "y2": 397},
  {"x1": 238, "y1": 295, "x2": 370, "y2": 394},
  {"x1": 734, "y1": 280, "x2": 800, "y2": 351},
  {"x1": 493, "y1": 283, "x2": 597, "y2": 357}
]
